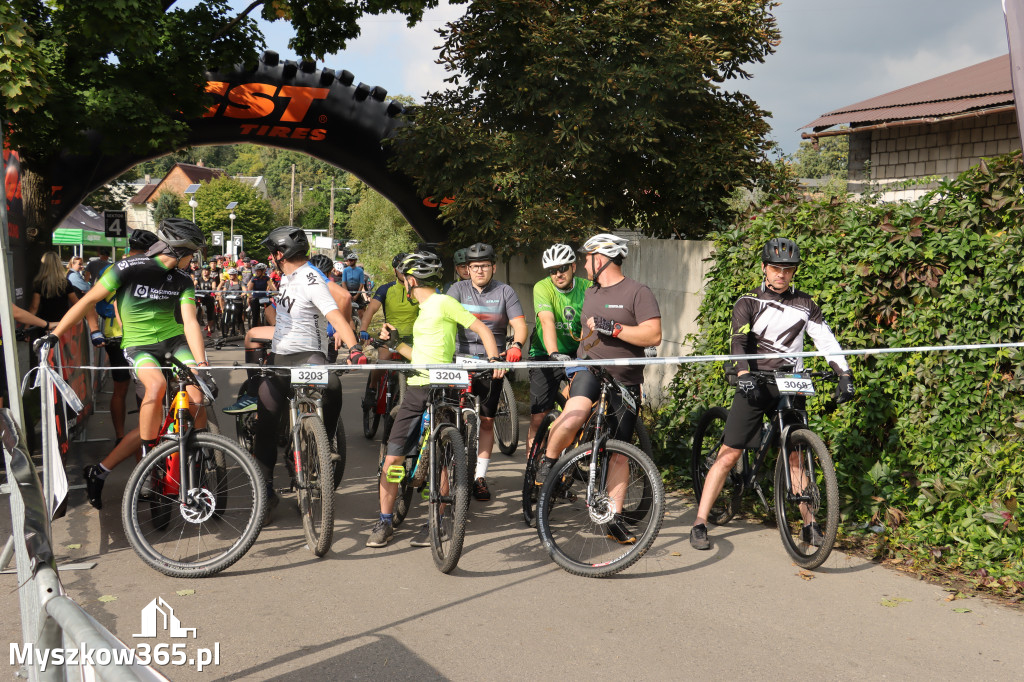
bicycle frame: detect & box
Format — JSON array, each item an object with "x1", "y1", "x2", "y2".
[{"x1": 287, "y1": 384, "x2": 325, "y2": 490}]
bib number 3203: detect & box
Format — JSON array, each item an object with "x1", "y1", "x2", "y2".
[{"x1": 291, "y1": 366, "x2": 329, "y2": 386}]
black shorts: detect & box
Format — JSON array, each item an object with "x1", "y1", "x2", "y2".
[
  {"x1": 103, "y1": 339, "x2": 130, "y2": 383},
  {"x1": 386, "y1": 385, "x2": 431, "y2": 458},
  {"x1": 567, "y1": 369, "x2": 640, "y2": 443},
  {"x1": 721, "y1": 386, "x2": 805, "y2": 449},
  {"x1": 529, "y1": 358, "x2": 563, "y2": 414},
  {"x1": 471, "y1": 374, "x2": 503, "y2": 418}
]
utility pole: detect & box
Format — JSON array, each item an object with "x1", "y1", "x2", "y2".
[{"x1": 289, "y1": 163, "x2": 295, "y2": 224}]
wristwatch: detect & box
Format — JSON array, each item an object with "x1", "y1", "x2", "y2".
[{"x1": 611, "y1": 323, "x2": 623, "y2": 338}]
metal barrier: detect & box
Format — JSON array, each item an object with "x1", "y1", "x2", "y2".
[{"x1": 2, "y1": 351, "x2": 163, "y2": 680}]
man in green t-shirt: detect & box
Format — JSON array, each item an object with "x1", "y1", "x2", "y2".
[
  {"x1": 367, "y1": 252, "x2": 500, "y2": 549},
  {"x1": 527, "y1": 243, "x2": 590, "y2": 449}
]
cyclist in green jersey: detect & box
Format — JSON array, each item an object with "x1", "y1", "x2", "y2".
[
  {"x1": 49, "y1": 219, "x2": 212, "y2": 508},
  {"x1": 367, "y1": 252, "x2": 500, "y2": 548},
  {"x1": 527, "y1": 244, "x2": 590, "y2": 449},
  {"x1": 360, "y1": 253, "x2": 419, "y2": 407}
]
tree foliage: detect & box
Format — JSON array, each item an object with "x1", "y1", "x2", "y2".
[
  {"x1": 655, "y1": 151, "x2": 1024, "y2": 590},
  {"x1": 790, "y1": 135, "x2": 849, "y2": 179},
  {"x1": 391, "y1": 0, "x2": 781, "y2": 255},
  {"x1": 152, "y1": 191, "x2": 182, "y2": 225},
  {"x1": 345, "y1": 182, "x2": 419, "y2": 287},
  {"x1": 189, "y1": 176, "x2": 275, "y2": 260}
]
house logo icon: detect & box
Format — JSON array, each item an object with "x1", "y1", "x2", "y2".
[{"x1": 133, "y1": 597, "x2": 197, "y2": 639}]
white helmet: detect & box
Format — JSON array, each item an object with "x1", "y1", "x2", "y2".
[
  {"x1": 579, "y1": 233, "x2": 628, "y2": 259},
  {"x1": 333, "y1": 261, "x2": 345, "y2": 271},
  {"x1": 542, "y1": 244, "x2": 576, "y2": 269}
]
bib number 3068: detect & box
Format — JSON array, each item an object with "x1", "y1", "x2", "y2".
[
  {"x1": 775, "y1": 373, "x2": 815, "y2": 395},
  {"x1": 291, "y1": 367, "x2": 329, "y2": 385}
]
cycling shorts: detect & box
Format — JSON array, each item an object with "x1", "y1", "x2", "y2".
[
  {"x1": 567, "y1": 369, "x2": 641, "y2": 443},
  {"x1": 529, "y1": 358, "x2": 563, "y2": 414},
  {"x1": 385, "y1": 385, "x2": 431, "y2": 458},
  {"x1": 471, "y1": 374, "x2": 503, "y2": 418},
  {"x1": 103, "y1": 339, "x2": 131, "y2": 383},
  {"x1": 124, "y1": 337, "x2": 195, "y2": 378}
]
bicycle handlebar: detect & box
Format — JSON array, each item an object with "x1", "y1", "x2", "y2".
[{"x1": 163, "y1": 353, "x2": 217, "y2": 404}]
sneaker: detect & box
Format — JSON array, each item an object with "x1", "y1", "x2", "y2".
[
  {"x1": 82, "y1": 464, "x2": 105, "y2": 510},
  {"x1": 604, "y1": 515, "x2": 636, "y2": 545},
  {"x1": 262, "y1": 483, "x2": 279, "y2": 523},
  {"x1": 222, "y1": 395, "x2": 258, "y2": 414},
  {"x1": 366, "y1": 518, "x2": 394, "y2": 548},
  {"x1": 801, "y1": 522, "x2": 824, "y2": 547},
  {"x1": 689, "y1": 523, "x2": 711, "y2": 550},
  {"x1": 473, "y1": 477, "x2": 491, "y2": 501},
  {"x1": 534, "y1": 457, "x2": 556, "y2": 487},
  {"x1": 410, "y1": 524, "x2": 431, "y2": 547}
]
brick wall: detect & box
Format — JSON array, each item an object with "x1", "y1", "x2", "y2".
[{"x1": 849, "y1": 110, "x2": 1021, "y2": 201}]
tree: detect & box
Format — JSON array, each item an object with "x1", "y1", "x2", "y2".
[
  {"x1": 390, "y1": 0, "x2": 780, "y2": 254},
  {"x1": 345, "y1": 184, "x2": 419, "y2": 286},
  {"x1": 0, "y1": 0, "x2": 436, "y2": 239},
  {"x1": 152, "y1": 192, "x2": 182, "y2": 225},
  {"x1": 191, "y1": 176, "x2": 274, "y2": 260},
  {"x1": 790, "y1": 135, "x2": 849, "y2": 179}
]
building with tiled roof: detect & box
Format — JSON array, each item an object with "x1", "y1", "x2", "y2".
[{"x1": 801, "y1": 55, "x2": 1021, "y2": 201}]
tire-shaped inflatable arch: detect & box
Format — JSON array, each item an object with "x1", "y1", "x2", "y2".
[{"x1": 46, "y1": 51, "x2": 446, "y2": 242}]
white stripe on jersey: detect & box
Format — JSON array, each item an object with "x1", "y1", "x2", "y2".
[{"x1": 272, "y1": 262, "x2": 340, "y2": 355}]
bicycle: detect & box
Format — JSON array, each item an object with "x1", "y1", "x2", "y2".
[
  {"x1": 220, "y1": 292, "x2": 245, "y2": 337},
  {"x1": 120, "y1": 354, "x2": 266, "y2": 578},
  {"x1": 233, "y1": 338, "x2": 346, "y2": 492},
  {"x1": 361, "y1": 341, "x2": 407, "y2": 439},
  {"x1": 533, "y1": 366, "x2": 666, "y2": 577},
  {"x1": 493, "y1": 375, "x2": 520, "y2": 455},
  {"x1": 691, "y1": 369, "x2": 841, "y2": 569},
  {"x1": 377, "y1": 360, "x2": 482, "y2": 573},
  {"x1": 522, "y1": 372, "x2": 654, "y2": 528}
]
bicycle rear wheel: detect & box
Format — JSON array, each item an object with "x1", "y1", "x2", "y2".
[
  {"x1": 521, "y1": 412, "x2": 557, "y2": 528},
  {"x1": 536, "y1": 440, "x2": 665, "y2": 578},
  {"x1": 331, "y1": 412, "x2": 347, "y2": 490},
  {"x1": 430, "y1": 425, "x2": 469, "y2": 574},
  {"x1": 362, "y1": 374, "x2": 380, "y2": 439},
  {"x1": 294, "y1": 413, "x2": 334, "y2": 557},
  {"x1": 495, "y1": 376, "x2": 519, "y2": 455},
  {"x1": 691, "y1": 406, "x2": 741, "y2": 525},
  {"x1": 121, "y1": 432, "x2": 266, "y2": 578},
  {"x1": 774, "y1": 429, "x2": 838, "y2": 569}
]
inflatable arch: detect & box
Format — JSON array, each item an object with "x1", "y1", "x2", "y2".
[{"x1": 46, "y1": 50, "x2": 447, "y2": 242}]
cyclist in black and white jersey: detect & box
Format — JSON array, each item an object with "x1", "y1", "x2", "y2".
[
  {"x1": 689, "y1": 237, "x2": 856, "y2": 551},
  {"x1": 252, "y1": 226, "x2": 366, "y2": 508}
]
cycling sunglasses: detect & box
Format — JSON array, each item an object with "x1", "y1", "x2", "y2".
[{"x1": 547, "y1": 264, "x2": 572, "y2": 275}]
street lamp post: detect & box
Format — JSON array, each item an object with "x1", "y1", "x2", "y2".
[
  {"x1": 229, "y1": 212, "x2": 236, "y2": 258},
  {"x1": 189, "y1": 198, "x2": 197, "y2": 223}
]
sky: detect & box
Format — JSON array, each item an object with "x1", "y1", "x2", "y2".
[{"x1": 221, "y1": 0, "x2": 1012, "y2": 156}]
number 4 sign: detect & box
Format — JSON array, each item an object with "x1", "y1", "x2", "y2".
[{"x1": 104, "y1": 210, "x2": 128, "y2": 238}]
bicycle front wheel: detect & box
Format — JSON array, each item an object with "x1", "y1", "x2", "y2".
[
  {"x1": 294, "y1": 413, "x2": 335, "y2": 557},
  {"x1": 430, "y1": 425, "x2": 469, "y2": 574},
  {"x1": 362, "y1": 374, "x2": 380, "y2": 439},
  {"x1": 521, "y1": 412, "x2": 557, "y2": 528},
  {"x1": 536, "y1": 440, "x2": 665, "y2": 578},
  {"x1": 121, "y1": 433, "x2": 266, "y2": 578},
  {"x1": 774, "y1": 429, "x2": 839, "y2": 569},
  {"x1": 495, "y1": 376, "x2": 519, "y2": 455},
  {"x1": 691, "y1": 406, "x2": 741, "y2": 525}
]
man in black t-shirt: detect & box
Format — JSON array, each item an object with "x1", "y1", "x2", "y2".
[{"x1": 535, "y1": 233, "x2": 662, "y2": 544}]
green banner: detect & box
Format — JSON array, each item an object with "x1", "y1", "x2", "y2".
[{"x1": 52, "y1": 228, "x2": 122, "y2": 247}]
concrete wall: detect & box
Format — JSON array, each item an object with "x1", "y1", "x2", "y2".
[
  {"x1": 848, "y1": 110, "x2": 1022, "y2": 202},
  {"x1": 500, "y1": 237, "x2": 714, "y2": 405}
]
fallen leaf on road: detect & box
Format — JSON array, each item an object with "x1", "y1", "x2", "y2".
[
  {"x1": 798, "y1": 570, "x2": 814, "y2": 581},
  {"x1": 880, "y1": 597, "x2": 911, "y2": 607},
  {"x1": 66, "y1": 544, "x2": 81, "y2": 550},
  {"x1": 98, "y1": 595, "x2": 117, "y2": 603},
  {"x1": 176, "y1": 589, "x2": 195, "y2": 596},
  {"x1": 945, "y1": 592, "x2": 966, "y2": 602},
  {"x1": 953, "y1": 608, "x2": 972, "y2": 613},
  {"x1": 671, "y1": 552, "x2": 681, "y2": 557}
]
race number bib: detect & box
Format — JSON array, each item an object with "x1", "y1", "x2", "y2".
[
  {"x1": 291, "y1": 366, "x2": 329, "y2": 386},
  {"x1": 429, "y1": 368, "x2": 470, "y2": 387},
  {"x1": 774, "y1": 372, "x2": 815, "y2": 396}
]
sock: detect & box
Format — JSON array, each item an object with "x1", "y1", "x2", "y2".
[
  {"x1": 474, "y1": 458, "x2": 489, "y2": 480},
  {"x1": 380, "y1": 512, "x2": 394, "y2": 524},
  {"x1": 141, "y1": 439, "x2": 159, "y2": 457},
  {"x1": 95, "y1": 463, "x2": 111, "y2": 480},
  {"x1": 244, "y1": 349, "x2": 261, "y2": 382}
]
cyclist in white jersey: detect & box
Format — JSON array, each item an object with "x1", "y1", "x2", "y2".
[{"x1": 252, "y1": 226, "x2": 366, "y2": 509}]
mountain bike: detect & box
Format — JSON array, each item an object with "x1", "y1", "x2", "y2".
[
  {"x1": 361, "y1": 343, "x2": 407, "y2": 439},
  {"x1": 494, "y1": 376, "x2": 519, "y2": 455},
  {"x1": 377, "y1": 364, "x2": 473, "y2": 573},
  {"x1": 522, "y1": 372, "x2": 654, "y2": 528},
  {"x1": 220, "y1": 292, "x2": 245, "y2": 337},
  {"x1": 691, "y1": 370, "x2": 841, "y2": 569},
  {"x1": 534, "y1": 366, "x2": 665, "y2": 577},
  {"x1": 121, "y1": 354, "x2": 266, "y2": 578}
]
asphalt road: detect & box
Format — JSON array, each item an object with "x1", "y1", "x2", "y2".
[{"x1": 3, "y1": 347, "x2": 1023, "y2": 680}]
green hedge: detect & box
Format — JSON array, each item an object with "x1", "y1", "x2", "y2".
[{"x1": 655, "y1": 152, "x2": 1024, "y2": 587}]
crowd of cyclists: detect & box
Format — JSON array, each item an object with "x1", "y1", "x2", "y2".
[{"x1": 31, "y1": 214, "x2": 856, "y2": 565}]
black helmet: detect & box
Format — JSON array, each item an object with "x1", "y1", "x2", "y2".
[
  {"x1": 762, "y1": 237, "x2": 801, "y2": 265},
  {"x1": 128, "y1": 229, "x2": 160, "y2": 251},
  {"x1": 400, "y1": 251, "x2": 443, "y2": 282},
  {"x1": 391, "y1": 252, "x2": 408, "y2": 270},
  {"x1": 309, "y1": 254, "x2": 334, "y2": 275},
  {"x1": 156, "y1": 218, "x2": 206, "y2": 255},
  {"x1": 465, "y1": 242, "x2": 495, "y2": 263},
  {"x1": 262, "y1": 226, "x2": 308, "y2": 259},
  {"x1": 453, "y1": 248, "x2": 468, "y2": 266}
]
